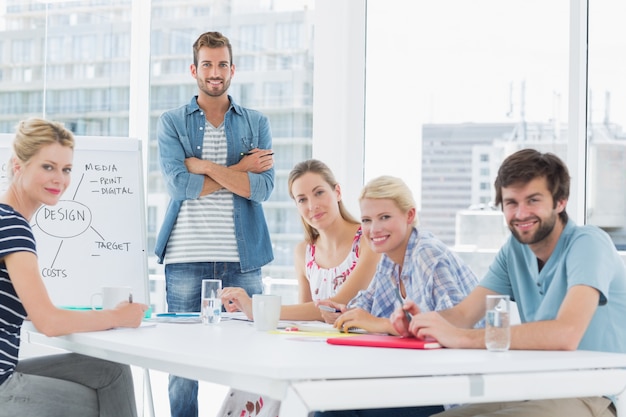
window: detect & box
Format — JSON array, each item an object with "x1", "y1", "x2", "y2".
[
  {"x1": 72, "y1": 35, "x2": 97, "y2": 61},
  {"x1": 146, "y1": 2, "x2": 314, "y2": 281},
  {"x1": 586, "y1": 1, "x2": 626, "y2": 249},
  {"x1": 362, "y1": 1, "x2": 570, "y2": 257},
  {"x1": 0, "y1": 0, "x2": 622, "y2": 295},
  {"x1": 47, "y1": 36, "x2": 66, "y2": 62},
  {"x1": 239, "y1": 25, "x2": 265, "y2": 52},
  {"x1": 236, "y1": 55, "x2": 257, "y2": 72},
  {"x1": 263, "y1": 82, "x2": 292, "y2": 107},
  {"x1": 276, "y1": 22, "x2": 301, "y2": 49},
  {"x1": 11, "y1": 38, "x2": 33, "y2": 63},
  {"x1": 103, "y1": 33, "x2": 130, "y2": 59}
]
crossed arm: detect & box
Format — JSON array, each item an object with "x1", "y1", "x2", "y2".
[{"x1": 185, "y1": 149, "x2": 274, "y2": 198}]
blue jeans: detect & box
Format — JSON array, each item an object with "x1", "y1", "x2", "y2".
[
  {"x1": 165, "y1": 262, "x2": 263, "y2": 417},
  {"x1": 1, "y1": 353, "x2": 137, "y2": 417},
  {"x1": 314, "y1": 405, "x2": 445, "y2": 417}
]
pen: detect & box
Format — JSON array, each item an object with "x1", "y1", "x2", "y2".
[
  {"x1": 155, "y1": 313, "x2": 200, "y2": 317},
  {"x1": 318, "y1": 305, "x2": 340, "y2": 313},
  {"x1": 394, "y1": 285, "x2": 413, "y2": 323},
  {"x1": 240, "y1": 151, "x2": 275, "y2": 156}
]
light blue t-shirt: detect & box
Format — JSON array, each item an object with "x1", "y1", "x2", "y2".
[{"x1": 480, "y1": 220, "x2": 626, "y2": 353}]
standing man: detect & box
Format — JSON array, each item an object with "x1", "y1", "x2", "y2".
[
  {"x1": 392, "y1": 149, "x2": 626, "y2": 417},
  {"x1": 155, "y1": 31, "x2": 274, "y2": 417}
]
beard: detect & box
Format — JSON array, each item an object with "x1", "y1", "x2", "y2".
[
  {"x1": 509, "y1": 211, "x2": 558, "y2": 245},
  {"x1": 198, "y1": 77, "x2": 231, "y2": 97}
]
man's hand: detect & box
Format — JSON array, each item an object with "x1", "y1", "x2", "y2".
[
  {"x1": 184, "y1": 149, "x2": 273, "y2": 198},
  {"x1": 233, "y1": 149, "x2": 274, "y2": 173},
  {"x1": 393, "y1": 306, "x2": 474, "y2": 348},
  {"x1": 390, "y1": 299, "x2": 421, "y2": 337}
]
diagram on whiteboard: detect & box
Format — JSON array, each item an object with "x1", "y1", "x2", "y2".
[
  {"x1": 0, "y1": 134, "x2": 149, "y2": 307},
  {"x1": 32, "y1": 163, "x2": 136, "y2": 280}
]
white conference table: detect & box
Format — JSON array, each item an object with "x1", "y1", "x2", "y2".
[{"x1": 25, "y1": 319, "x2": 626, "y2": 417}]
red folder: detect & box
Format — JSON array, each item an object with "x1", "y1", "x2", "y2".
[{"x1": 327, "y1": 334, "x2": 442, "y2": 349}]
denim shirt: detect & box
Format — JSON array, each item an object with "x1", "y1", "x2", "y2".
[{"x1": 154, "y1": 95, "x2": 274, "y2": 271}]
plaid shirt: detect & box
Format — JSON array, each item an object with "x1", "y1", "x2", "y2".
[{"x1": 348, "y1": 228, "x2": 478, "y2": 317}]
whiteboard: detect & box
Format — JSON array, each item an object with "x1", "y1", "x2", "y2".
[{"x1": 0, "y1": 134, "x2": 150, "y2": 308}]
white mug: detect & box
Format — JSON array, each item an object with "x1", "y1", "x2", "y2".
[
  {"x1": 252, "y1": 294, "x2": 281, "y2": 331},
  {"x1": 91, "y1": 286, "x2": 133, "y2": 310}
]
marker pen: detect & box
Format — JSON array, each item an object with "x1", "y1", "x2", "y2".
[{"x1": 155, "y1": 313, "x2": 200, "y2": 317}]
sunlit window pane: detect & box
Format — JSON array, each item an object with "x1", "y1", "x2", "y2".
[
  {"x1": 365, "y1": 0, "x2": 571, "y2": 276},
  {"x1": 587, "y1": 1, "x2": 626, "y2": 249}
]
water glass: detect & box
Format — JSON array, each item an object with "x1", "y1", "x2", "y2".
[
  {"x1": 201, "y1": 279, "x2": 222, "y2": 325},
  {"x1": 485, "y1": 294, "x2": 510, "y2": 351}
]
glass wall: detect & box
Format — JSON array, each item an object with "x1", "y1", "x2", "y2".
[
  {"x1": 586, "y1": 1, "x2": 626, "y2": 249},
  {"x1": 361, "y1": 0, "x2": 569, "y2": 275},
  {"x1": 145, "y1": 0, "x2": 315, "y2": 289},
  {"x1": 0, "y1": 1, "x2": 133, "y2": 134},
  {"x1": 355, "y1": 0, "x2": 626, "y2": 277},
  {"x1": 0, "y1": 0, "x2": 315, "y2": 307},
  {"x1": 0, "y1": 0, "x2": 623, "y2": 306}
]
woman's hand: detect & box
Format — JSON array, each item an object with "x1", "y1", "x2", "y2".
[
  {"x1": 316, "y1": 299, "x2": 345, "y2": 324},
  {"x1": 220, "y1": 287, "x2": 253, "y2": 319},
  {"x1": 334, "y1": 307, "x2": 395, "y2": 334},
  {"x1": 113, "y1": 301, "x2": 149, "y2": 328}
]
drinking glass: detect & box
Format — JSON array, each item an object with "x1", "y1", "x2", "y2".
[
  {"x1": 485, "y1": 294, "x2": 510, "y2": 351},
  {"x1": 201, "y1": 279, "x2": 222, "y2": 325}
]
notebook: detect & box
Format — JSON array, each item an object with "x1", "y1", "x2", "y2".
[
  {"x1": 280, "y1": 320, "x2": 367, "y2": 334},
  {"x1": 327, "y1": 334, "x2": 442, "y2": 349}
]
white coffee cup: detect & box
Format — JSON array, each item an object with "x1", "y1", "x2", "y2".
[
  {"x1": 252, "y1": 294, "x2": 281, "y2": 331},
  {"x1": 91, "y1": 286, "x2": 133, "y2": 310}
]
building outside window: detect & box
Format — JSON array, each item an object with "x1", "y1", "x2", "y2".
[{"x1": 0, "y1": 0, "x2": 623, "y2": 305}]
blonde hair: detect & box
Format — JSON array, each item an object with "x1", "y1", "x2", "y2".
[
  {"x1": 13, "y1": 118, "x2": 74, "y2": 164},
  {"x1": 359, "y1": 175, "x2": 419, "y2": 227},
  {"x1": 288, "y1": 159, "x2": 359, "y2": 243}
]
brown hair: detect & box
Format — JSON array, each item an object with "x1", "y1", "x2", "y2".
[
  {"x1": 193, "y1": 31, "x2": 233, "y2": 67},
  {"x1": 288, "y1": 159, "x2": 359, "y2": 243},
  {"x1": 494, "y1": 148, "x2": 570, "y2": 222}
]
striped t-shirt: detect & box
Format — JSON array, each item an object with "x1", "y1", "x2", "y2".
[
  {"x1": 0, "y1": 204, "x2": 36, "y2": 385},
  {"x1": 164, "y1": 122, "x2": 239, "y2": 264}
]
